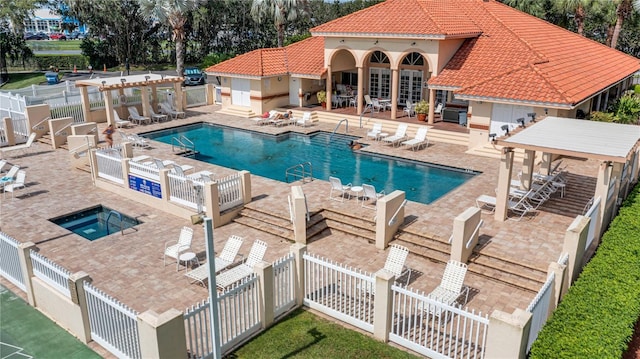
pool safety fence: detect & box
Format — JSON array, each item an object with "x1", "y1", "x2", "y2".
[
  {"x1": 273, "y1": 253, "x2": 297, "y2": 318},
  {"x1": 96, "y1": 150, "x2": 124, "y2": 184},
  {"x1": 184, "y1": 86, "x2": 207, "y2": 108},
  {"x1": 0, "y1": 92, "x2": 27, "y2": 120},
  {"x1": 129, "y1": 160, "x2": 161, "y2": 181},
  {"x1": 584, "y1": 196, "x2": 601, "y2": 251},
  {"x1": 0, "y1": 232, "x2": 26, "y2": 291},
  {"x1": 50, "y1": 100, "x2": 85, "y2": 123},
  {"x1": 30, "y1": 250, "x2": 71, "y2": 298},
  {"x1": 168, "y1": 172, "x2": 207, "y2": 211},
  {"x1": 84, "y1": 281, "x2": 142, "y2": 359},
  {"x1": 217, "y1": 173, "x2": 244, "y2": 211},
  {"x1": 526, "y1": 272, "x2": 556, "y2": 353}
]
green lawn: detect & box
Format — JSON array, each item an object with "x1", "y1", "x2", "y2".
[
  {"x1": 0, "y1": 285, "x2": 101, "y2": 359},
  {"x1": 0, "y1": 72, "x2": 52, "y2": 89},
  {"x1": 27, "y1": 40, "x2": 82, "y2": 51},
  {"x1": 231, "y1": 308, "x2": 419, "y2": 359}
]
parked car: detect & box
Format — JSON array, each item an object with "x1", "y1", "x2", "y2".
[
  {"x1": 183, "y1": 67, "x2": 206, "y2": 86},
  {"x1": 24, "y1": 32, "x2": 49, "y2": 40},
  {"x1": 49, "y1": 32, "x2": 67, "y2": 40},
  {"x1": 68, "y1": 31, "x2": 86, "y2": 40}
]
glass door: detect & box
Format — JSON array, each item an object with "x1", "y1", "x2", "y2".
[
  {"x1": 369, "y1": 68, "x2": 391, "y2": 99},
  {"x1": 399, "y1": 70, "x2": 423, "y2": 106}
]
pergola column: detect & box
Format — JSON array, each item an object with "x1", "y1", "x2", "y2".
[
  {"x1": 495, "y1": 148, "x2": 515, "y2": 222},
  {"x1": 141, "y1": 86, "x2": 151, "y2": 117},
  {"x1": 390, "y1": 68, "x2": 398, "y2": 119},
  {"x1": 79, "y1": 86, "x2": 91, "y2": 123},
  {"x1": 539, "y1": 152, "x2": 552, "y2": 175},
  {"x1": 520, "y1": 149, "x2": 536, "y2": 190},
  {"x1": 326, "y1": 65, "x2": 333, "y2": 111},
  {"x1": 172, "y1": 82, "x2": 184, "y2": 111},
  {"x1": 103, "y1": 90, "x2": 114, "y2": 127},
  {"x1": 150, "y1": 85, "x2": 158, "y2": 111},
  {"x1": 593, "y1": 161, "x2": 613, "y2": 240},
  {"x1": 427, "y1": 88, "x2": 435, "y2": 124},
  {"x1": 357, "y1": 66, "x2": 364, "y2": 114}
]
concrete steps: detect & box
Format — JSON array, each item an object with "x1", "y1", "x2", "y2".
[{"x1": 217, "y1": 105, "x2": 256, "y2": 118}]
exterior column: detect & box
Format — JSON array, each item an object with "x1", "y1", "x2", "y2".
[
  {"x1": 372, "y1": 269, "x2": 394, "y2": 342},
  {"x1": 68, "y1": 271, "x2": 93, "y2": 343},
  {"x1": 427, "y1": 88, "x2": 435, "y2": 124},
  {"x1": 150, "y1": 85, "x2": 158, "y2": 109},
  {"x1": 594, "y1": 161, "x2": 612, "y2": 241},
  {"x1": 240, "y1": 170, "x2": 251, "y2": 205},
  {"x1": 375, "y1": 190, "x2": 405, "y2": 249},
  {"x1": 539, "y1": 152, "x2": 552, "y2": 175},
  {"x1": 495, "y1": 148, "x2": 515, "y2": 222},
  {"x1": 291, "y1": 186, "x2": 307, "y2": 244},
  {"x1": 141, "y1": 86, "x2": 151, "y2": 117},
  {"x1": 138, "y1": 309, "x2": 187, "y2": 359},
  {"x1": 390, "y1": 68, "x2": 398, "y2": 119},
  {"x1": 18, "y1": 242, "x2": 37, "y2": 306},
  {"x1": 450, "y1": 207, "x2": 482, "y2": 263},
  {"x1": 79, "y1": 86, "x2": 91, "y2": 123},
  {"x1": 255, "y1": 261, "x2": 275, "y2": 328},
  {"x1": 204, "y1": 181, "x2": 221, "y2": 227},
  {"x1": 103, "y1": 90, "x2": 114, "y2": 127},
  {"x1": 290, "y1": 243, "x2": 307, "y2": 306},
  {"x1": 485, "y1": 309, "x2": 532, "y2": 359},
  {"x1": 547, "y1": 261, "x2": 565, "y2": 307},
  {"x1": 173, "y1": 82, "x2": 184, "y2": 111},
  {"x1": 521, "y1": 149, "x2": 536, "y2": 190},
  {"x1": 561, "y1": 216, "x2": 589, "y2": 284},
  {"x1": 357, "y1": 66, "x2": 364, "y2": 114},
  {"x1": 326, "y1": 65, "x2": 333, "y2": 111}
]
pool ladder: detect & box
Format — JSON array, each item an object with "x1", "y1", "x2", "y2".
[
  {"x1": 329, "y1": 119, "x2": 349, "y2": 141},
  {"x1": 106, "y1": 210, "x2": 124, "y2": 236},
  {"x1": 285, "y1": 162, "x2": 313, "y2": 183},
  {"x1": 171, "y1": 135, "x2": 197, "y2": 157}
]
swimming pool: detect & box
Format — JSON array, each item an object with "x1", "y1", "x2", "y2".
[
  {"x1": 144, "y1": 123, "x2": 479, "y2": 204},
  {"x1": 50, "y1": 205, "x2": 140, "y2": 241}
]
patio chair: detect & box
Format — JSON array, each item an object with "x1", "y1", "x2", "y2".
[
  {"x1": 154, "y1": 158, "x2": 194, "y2": 174},
  {"x1": 0, "y1": 159, "x2": 7, "y2": 174},
  {"x1": 361, "y1": 184, "x2": 385, "y2": 209},
  {"x1": 112, "y1": 110, "x2": 132, "y2": 128},
  {"x1": 295, "y1": 112, "x2": 314, "y2": 127},
  {"x1": 401, "y1": 126, "x2": 429, "y2": 151},
  {"x1": 371, "y1": 98, "x2": 385, "y2": 112},
  {"x1": 381, "y1": 124, "x2": 409, "y2": 147},
  {"x1": 127, "y1": 106, "x2": 151, "y2": 125},
  {"x1": 329, "y1": 176, "x2": 351, "y2": 202},
  {"x1": 124, "y1": 132, "x2": 150, "y2": 148},
  {"x1": 403, "y1": 100, "x2": 415, "y2": 118},
  {"x1": 475, "y1": 193, "x2": 536, "y2": 220},
  {"x1": 147, "y1": 105, "x2": 168, "y2": 123},
  {"x1": 434, "y1": 102, "x2": 443, "y2": 115},
  {"x1": 185, "y1": 235, "x2": 244, "y2": 286},
  {"x1": 425, "y1": 260, "x2": 469, "y2": 316},
  {"x1": 3, "y1": 170, "x2": 26, "y2": 199},
  {"x1": 163, "y1": 226, "x2": 194, "y2": 270},
  {"x1": 216, "y1": 239, "x2": 268, "y2": 290},
  {"x1": 2, "y1": 165, "x2": 20, "y2": 180},
  {"x1": 366, "y1": 123, "x2": 388, "y2": 141},
  {"x1": 0, "y1": 133, "x2": 37, "y2": 159},
  {"x1": 362, "y1": 244, "x2": 412, "y2": 294},
  {"x1": 364, "y1": 95, "x2": 374, "y2": 112},
  {"x1": 159, "y1": 102, "x2": 186, "y2": 120}
]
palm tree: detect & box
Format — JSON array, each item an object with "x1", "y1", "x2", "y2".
[
  {"x1": 610, "y1": 0, "x2": 640, "y2": 49},
  {"x1": 251, "y1": 0, "x2": 309, "y2": 47},
  {"x1": 139, "y1": 0, "x2": 203, "y2": 76},
  {"x1": 555, "y1": 0, "x2": 594, "y2": 36},
  {"x1": 501, "y1": 0, "x2": 547, "y2": 18}
]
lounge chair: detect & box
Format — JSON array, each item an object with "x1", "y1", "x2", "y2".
[
  {"x1": 381, "y1": 124, "x2": 409, "y2": 147},
  {"x1": 361, "y1": 184, "x2": 385, "y2": 209},
  {"x1": 3, "y1": 170, "x2": 26, "y2": 199},
  {"x1": 0, "y1": 133, "x2": 37, "y2": 159},
  {"x1": 475, "y1": 193, "x2": 535, "y2": 220},
  {"x1": 0, "y1": 160, "x2": 7, "y2": 174},
  {"x1": 401, "y1": 126, "x2": 429, "y2": 151},
  {"x1": 295, "y1": 112, "x2": 314, "y2": 127},
  {"x1": 251, "y1": 110, "x2": 278, "y2": 126},
  {"x1": 425, "y1": 260, "x2": 469, "y2": 316},
  {"x1": 329, "y1": 176, "x2": 351, "y2": 202},
  {"x1": 119, "y1": 131, "x2": 150, "y2": 148},
  {"x1": 163, "y1": 226, "x2": 194, "y2": 270},
  {"x1": 168, "y1": 162, "x2": 196, "y2": 175},
  {"x1": 363, "y1": 244, "x2": 412, "y2": 294},
  {"x1": 127, "y1": 106, "x2": 151, "y2": 125},
  {"x1": 2, "y1": 165, "x2": 20, "y2": 180},
  {"x1": 366, "y1": 123, "x2": 388, "y2": 141},
  {"x1": 159, "y1": 102, "x2": 186, "y2": 120},
  {"x1": 185, "y1": 235, "x2": 245, "y2": 286},
  {"x1": 112, "y1": 110, "x2": 132, "y2": 128},
  {"x1": 147, "y1": 105, "x2": 168, "y2": 123},
  {"x1": 216, "y1": 239, "x2": 268, "y2": 290}
]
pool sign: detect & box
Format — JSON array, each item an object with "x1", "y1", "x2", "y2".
[{"x1": 128, "y1": 175, "x2": 162, "y2": 198}]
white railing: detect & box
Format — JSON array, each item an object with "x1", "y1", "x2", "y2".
[
  {"x1": 0, "y1": 92, "x2": 27, "y2": 120},
  {"x1": 303, "y1": 252, "x2": 375, "y2": 333},
  {"x1": 168, "y1": 172, "x2": 201, "y2": 210},
  {"x1": 218, "y1": 173, "x2": 243, "y2": 212},
  {"x1": 96, "y1": 150, "x2": 124, "y2": 184},
  {"x1": 526, "y1": 272, "x2": 556, "y2": 353},
  {"x1": 0, "y1": 232, "x2": 26, "y2": 291},
  {"x1": 389, "y1": 285, "x2": 489, "y2": 359},
  {"x1": 184, "y1": 275, "x2": 261, "y2": 357},
  {"x1": 0, "y1": 123, "x2": 7, "y2": 146},
  {"x1": 584, "y1": 197, "x2": 601, "y2": 251},
  {"x1": 50, "y1": 101, "x2": 85, "y2": 123},
  {"x1": 129, "y1": 161, "x2": 160, "y2": 181},
  {"x1": 185, "y1": 86, "x2": 207, "y2": 108},
  {"x1": 29, "y1": 250, "x2": 71, "y2": 298},
  {"x1": 84, "y1": 282, "x2": 141, "y2": 359},
  {"x1": 273, "y1": 253, "x2": 296, "y2": 318}
]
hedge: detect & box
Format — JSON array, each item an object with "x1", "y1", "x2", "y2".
[
  {"x1": 33, "y1": 55, "x2": 89, "y2": 71},
  {"x1": 530, "y1": 184, "x2": 640, "y2": 358}
]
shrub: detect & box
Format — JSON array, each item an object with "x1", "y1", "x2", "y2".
[
  {"x1": 34, "y1": 54, "x2": 88, "y2": 71},
  {"x1": 530, "y1": 184, "x2": 640, "y2": 358},
  {"x1": 414, "y1": 100, "x2": 429, "y2": 114},
  {"x1": 588, "y1": 111, "x2": 615, "y2": 122},
  {"x1": 200, "y1": 52, "x2": 234, "y2": 69}
]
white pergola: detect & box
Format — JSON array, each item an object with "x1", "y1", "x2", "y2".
[
  {"x1": 75, "y1": 74, "x2": 184, "y2": 127},
  {"x1": 492, "y1": 117, "x2": 640, "y2": 233}
]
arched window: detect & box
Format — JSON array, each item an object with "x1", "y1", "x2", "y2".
[
  {"x1": 370, "y1": 51, "x2": 390, "y2": 64},
  {"x1": 402, "y1": 52, "x2": 424, "y2": 66}
]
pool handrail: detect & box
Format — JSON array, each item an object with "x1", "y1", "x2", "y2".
[
  {"x1": 329, "y1": 119, "x2": 349, "y2": 140},
  {"x1": 106, "y1": 210, "x2": 124, "y2": 236}
]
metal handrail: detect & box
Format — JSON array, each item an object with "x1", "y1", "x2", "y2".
[
  {"x1": 359, "y1": 106, "x2": 373, "y2": 128},
  {"x1": 106, "y1": 210, "x2": 123, "y2": 236},
  {"x1": 466, "y1": 219, "x2": 484, "y2": 249},
  {"x1": 31, "y1": 116, "x2": 51, "y2": 131},
  {"x1": 304, "y1": 194, "x2": 310, "y2": 221},
  {"x1": 287, "y1": 195, "x2": 295, "y2": 224},
  {"x1": 388, "y1": 199, "x2": 407, "y2": 226},
  {"x1": 171, "y1": 135, "x2": 196, "y2": 154},
  {"x1": 285, "y1": 161, "x2": 313, "y2": 183},
  {"x1": 54, "y1": 122, "x2": 73, "y2": 136},
  {"x1": 329, "y1": 119, "x2": 349, "y2": 140},
  {"x1": 68, "y1": 143, "x2": 90, "y2": 155}
]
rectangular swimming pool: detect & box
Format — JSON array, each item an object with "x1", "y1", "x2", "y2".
[
  {"x1": 50, "y1": 205, "x2": 140, "y2": 241},
  {"x1": 144, "y1": 123, "x2": 479, "y2": 204}
]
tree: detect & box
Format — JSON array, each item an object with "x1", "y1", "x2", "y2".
[
  {"x1": 0, "y1": 0, "x2": 46, "y2": 34},
  {"x1": 555, "y1": 0, "x2": 595, "y2": 35},
  {"x1": 139, "y1": 0, "x2": 203, "y2": 76},
  {"x1": 610, "y1": 0, "x2": 640, "y2": 49},
  {"x1": 251, "y1": 0, "x2": 309, "y2": 47}
]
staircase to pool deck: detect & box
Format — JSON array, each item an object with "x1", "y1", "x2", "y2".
[{"x1": 234, "y1": 205, "x2": 547, "y2": 293}]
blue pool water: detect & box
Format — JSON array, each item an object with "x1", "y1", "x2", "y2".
[
  {"x1": 50, "y1": 205, "x2": 140, "y2": 241},
  {"x1": 144, "y1": 123, "x2": 479, "y2": 204}
]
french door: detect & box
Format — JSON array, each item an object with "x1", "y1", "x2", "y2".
[
  {"x1": 399, "y1": 70, "x2": 423, "y2": 105},
  {"x1": 369, "y1": 68, "x2": 390, "y2": 99}
]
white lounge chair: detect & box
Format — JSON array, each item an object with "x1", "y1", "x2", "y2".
[
  {"x1": 127, "y1": 106, "x2": 151, "y2": 125},
  {"x1": 381, "y1": 124, "x2": 408, "y2": 147},
  {"x1": 216, "y1": 239, "x2": 268, "y2": 290},
  {"x1": 295, "y1": 112, "x2": 314, "y2": 127},
  {"x1": 329, "y1": 176, "x2": 351, "y2": 202},
  {"x1": 366, "y1": 123, "x2": 388, "y2": 141},
  {"x1": 0, "y1": 133, "x2": 37, "y2": 159},
  {"x1": 112, "y1": 110, "x2": 132, "y2": 128},
  {"x1": 185, "y1": 235, "x2": 244, "y2": 286},
  {"x1": 2, "y1": 165, "x2": 20, "y2": 180},
  {"x1": 3, "y1": 170, "x2": 26, "y2": 199},
  {"x1": 163, "y1": 226, "x2": 194, "y2": 270},
  {"x1": 434, "y1": 102, "x2": 443, "y2": 115},
  {"x1": 148, "y1": 105, "x2": 168, "y2": 123},
  {"x1": 119, "y1": 131, "x2": 150, "y2": 148},
  {"x1": 0, "y1": 159, "x2": 8, "y2": 173},
  {"x1": 361, "y1": 184, "x2": 385, "y2": 209},
  {"x1": 476, "y1": 193, "x2": 535, "y2": 220},
  {"x1": 401, "y1": 126, "x2": 429, "y2": 151},
  {"x1": 159, "y1": 102, "x2": 186, "y2": 120},
  {"x1": 154, "y1": 159, "x2": 194, "y2": 174},
  {"x1": 363, "y1": 244, "x2": 412, "y2": 294},
  {"x1": 426, "y1": 260, "x2": 469, "y2": 313}
]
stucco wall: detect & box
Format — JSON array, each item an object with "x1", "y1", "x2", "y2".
[{"x1": 32, "y1": 278, "x2": 89, "y2": 343}]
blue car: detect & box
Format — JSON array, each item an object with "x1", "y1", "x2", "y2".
[{"x1": 45, "y1": 72, "x2": 59, "y2": 85}]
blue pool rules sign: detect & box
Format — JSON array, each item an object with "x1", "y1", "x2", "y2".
[{"x1": 128, "y1": 175, "x2": 162, "y2": 198}]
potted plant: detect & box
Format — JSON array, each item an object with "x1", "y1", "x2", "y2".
[
  {"x1": 316, "y1": 90, "x2": 327, "y2": 109},
  {"x1": 415, "y1": 100, "x2": 429, "y2": 121}
]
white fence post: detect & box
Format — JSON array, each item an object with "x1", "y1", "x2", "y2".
[
  {"x1": 373, "y1": 269, "x2": 394, "y2": 342},
  {"x1": 485, "y1": 309, "x2": 532, "y2": 359},
  {"x1": 255, "y1": 261, "x2": 275, "y2": 329},
  {"x1": 138, "y1": 309, "x2": 187, "y2": 359},
  {"x1": 561, "y1": 216, "x2": 590, "y2": 284},
  {"x1": 18, "y1": 241, "x2": 37, "y2": 306},
  {"x1": 69, "y1": 271, "x2": 93, "y2": 343},
  {"x1": 290, "y1": 243, "x2": 306, "y2": 307}
]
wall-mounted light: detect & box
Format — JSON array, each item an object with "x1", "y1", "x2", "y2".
[
  {"x1": 340, "y1": 39, "x2": 345, "y2": 43},
  {"x1": 501, "y1": 124, "x2": 510, "y2": 136},
  {"x1": 502, "y1": 147, "x2": 514, "y2": 154},
  {"x1": 516, "y1": 117, "x2": 526, "y2": 128},
  {"x1": 161, "y1": 74, "x2": 165, "y2": 80},
  {"x1": 411, "y1": 42, "x2": 416, "y2": 46},
  {"x1": 374, "y1": 40, "x2": 378, "y2": 45},
  {"x1": 544, "y1": 108, "x2": 548, "y2": 115},
  {"x1": 101, "y1": 80, "x2": 106, "y2": 87},
  {"x1": 489, "y1": 133, "x2": 497, "y2": 143},
  {"x1": 144, "y1": 75, "x2": 150, "y2": 82},
  {"x1": 120, "y1": 78, "x2": 126, "y2": 85},
  {"x1": 527, "y1": 112, "x2": 537, "y2": 122},
  {"x1": 277, "y1": 76, "x2": 282, "y2": 81}
]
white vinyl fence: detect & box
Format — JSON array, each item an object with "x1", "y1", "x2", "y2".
[
  {"x1": 50, "y1": 100, "x2": 85, "y2": 122},
  {"x1": 129, "y1": 160, "x2": 160, "y2": 181},
  {"x1": 389, "y1": 286, "x2": 489, "y2": 359},
  {"x1": 168, "y1": 172, "x2": 204, "y2": 210},
  {"x1": 96, "y1": 150, "x2": 124, "y2": 184},
  {"x1": 273, "y1": 253, "x2": 296, "y2": 318},
  {"x1": 0, "y1": 92, "x2": 27, "y2": 120},
  {"x1": 29, "y1": 250, "x2": 71, "y2": 298},
  {"x1": 0, "y1": 232, "x2": 26, "y2": 291},
  {"x1": 526, "y1": 272, "x2": 556, "y2": 353},
  {"x1": 303, "y1": 252, "x2": 375, "y2": 332},
  {"x1": 84, "y1": 282, "x2": 141, "y2": 359},
  {"x1": 584, "y1": 196, "x2": 601, "y2": 251},
  {"x1": 218, "y1": 173, "x2": 244, "y2": 211},
  {"x1": 185, "y1": 86, "x2": 207, "y2": 108}
]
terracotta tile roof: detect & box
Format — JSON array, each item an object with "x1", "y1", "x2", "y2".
[
  {"x1": 204, "y1": 37, "x2": 325, "y2": 78},
  {"x1": 429, "y1": 0, "x2": 640, "y2": 106},
  {"x1": 311, "y1": 0, "x2": 481, "y2": 37}
]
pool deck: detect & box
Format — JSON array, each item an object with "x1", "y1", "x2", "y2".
[{"x1": 1, "y1": 104, "x2": 598, "y2": 325}]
